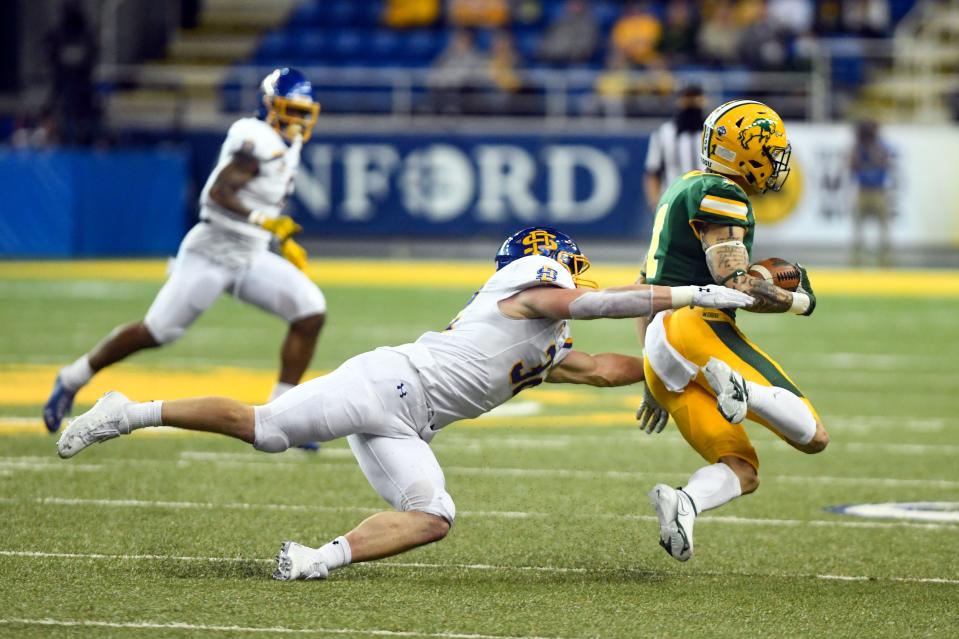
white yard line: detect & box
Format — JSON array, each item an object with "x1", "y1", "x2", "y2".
[
  {"x1": 4, "y1": 452, "x2": 958, "y2": 489},
  {"x1": 1, "y1": 550, "x2": 957, "y2": 587},
  {"x1": 5, "y1": 496, "x2": 956, "y2": 531},
  {"x1": 0, "y1": 617, "x2": 563, "y2": 639}
]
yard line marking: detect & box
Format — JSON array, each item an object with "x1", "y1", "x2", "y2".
[
  {"x1": 2, "y1": 550, "x2": 958, "y2": 586},
  {"x1": 7, "y1": 496, "x2": 956, "y2": 531},
  {"x1": 0, "y1": 456, "x2": 102, "y2": 473},
  {"x1": 0, "y1": 550, "x2": 260, "y2": 563},
  {"x1": 5, "y1": 452, "x2": 959, "y2": 489},
  {"x1": 0, "y1": 617, "x2": 564, "y2": 639},
  {"x1": 816, "y1": 574, "x2": 959, "y2": 585}
]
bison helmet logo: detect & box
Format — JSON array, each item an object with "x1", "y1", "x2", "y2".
[{"x1": 738, "y1": 118, "x2": 777, "y2": 150}]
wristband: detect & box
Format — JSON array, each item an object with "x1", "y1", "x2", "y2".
[
  {"x1": 247, "y1": 210, "x2": 267, "y2": 226},
  {"x1": 670, "y1": 286, "x2": 694, "y2": 308},
  {"x1": 718, "y1": 269, "x2": 747, "y2": 285},
  {"x1": 789, "y1": 291, "x2": 811, "y2": 315}
]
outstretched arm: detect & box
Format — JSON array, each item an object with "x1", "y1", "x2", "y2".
[
  {"x1": 498, "y1": 282, "x2": 753, "y2": 320},
  {"x1": 545, "y1": 350, "x2": 645, "y2": 387},
  {"x1": 699, "y1": 223, "x2": 812, "y2": 315}
]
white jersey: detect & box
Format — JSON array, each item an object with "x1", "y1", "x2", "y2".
[
  {"x1": 386, "y1": 255, "x2": 575, "y2": 432},
  {"x1": 199, "y1": 117, "x2": 301, "y2": 245}
]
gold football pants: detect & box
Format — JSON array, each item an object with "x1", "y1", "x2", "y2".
[{"x1": 644, "y1": 307, "x2": 820, "y2": 471}]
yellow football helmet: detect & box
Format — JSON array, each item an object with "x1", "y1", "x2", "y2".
[{"x1": 700, "y1": 100, "x2": 791, "y2": 193}]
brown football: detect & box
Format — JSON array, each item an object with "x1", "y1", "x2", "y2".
[{"x1": 748, "y1": 257, "x2": 801, "y2": 291}]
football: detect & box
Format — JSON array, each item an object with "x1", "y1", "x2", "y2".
[{"x1": 748, "y1": 257, "x2": 801, "y2": 291}]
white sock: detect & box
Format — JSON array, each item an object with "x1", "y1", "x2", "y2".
[
  {"x1": 315, "y1": 536, "x2": 351, "y2": 571},
  {"x1": 682, "y1": 463, "x2": 743, "y2": 513},
  {"x1": 122, "y1": 401, "x2": 164, "y2": 433},
  {"x1": 269, "y1": 382, "x2": 295, "y2": 402},
  {"x1": 745, "y1": 382, "x2": 816, "y2": 445},
  {"x1": 59, "y1": 355, "x2": 94, "y2": 392}
]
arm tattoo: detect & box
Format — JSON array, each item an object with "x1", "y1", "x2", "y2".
[
  {"x1": 731, "y1": 274, "x2": 794, "y2": 313},
  {"x1": 701, "y1": 224, "x2": 793, "y2": 314}
]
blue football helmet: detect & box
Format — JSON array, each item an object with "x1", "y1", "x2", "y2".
[
  {"x1": 257, "y1": 68, "x2": 320, "y2": 142},
  {"x1": 495, "y1": 226, "x2": 596, "y2": 288}
]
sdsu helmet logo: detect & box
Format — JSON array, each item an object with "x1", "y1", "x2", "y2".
[
  {"x1": 738, "y1": 118, "x2": 777, "y2": 150},
  {"x1": 521, "y1": 229, "x2": 559, "y2": 256}
]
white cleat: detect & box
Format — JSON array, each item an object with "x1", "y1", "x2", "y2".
[
  {"x1": 648, "y1": 483, "x2": 696, "y2": 562},
  {"x1": 272, "y1": 541, "x2": 329, "y2": 581},
  {"x1": 56, "y1": 391, "x2": 132, "y2": 459},
  {"x1": 702, "y1": 357, "x2": 749, "y2": 424}
]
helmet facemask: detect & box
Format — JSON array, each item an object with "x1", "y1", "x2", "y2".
[
  {"x1": 265, "y1": 95, "x2": 320, "y2": 143},
  {"x1": 557, "y1": 251, "x2": 597, "y2": 288},
  {"x1": 763, "y1": 144, "x2": 791, "y2": 192}
]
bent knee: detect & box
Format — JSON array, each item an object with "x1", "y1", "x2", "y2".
[
  {"x1": 720, "y1": 456, "x2": 759, "y2": 495},
  {"x1": 802, "y1": 422, "x2": 829, "y2": 454},
  {"x1": 420, "y1": 513, "x2": 451, "y2": 543},
  {"x1": 736, "y1": 468, "x2": 759, "y2": 495},
  {"x1": 291, "y1": 313, "x2": 325, "y2": 335},
  {"x1": 252, "y1": 407, "x2": 290, "y2": 453},
  {"x1": 400, "y1": 481, "x2": 456, "y2": 528},
  {"x1": 141, "y1": 319, "x2": 181, "y2": 346}
]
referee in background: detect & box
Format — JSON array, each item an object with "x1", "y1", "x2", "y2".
[{"x1": 643, "y1": 85, "x2": 707, "y2": 212}]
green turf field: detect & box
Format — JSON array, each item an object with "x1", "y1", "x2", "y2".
[{"x1": 1, "y1": 269, "x2": 958, "y2": 638}]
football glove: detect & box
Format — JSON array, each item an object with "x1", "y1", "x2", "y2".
[
  {"x1": 248, "y1": 212, "x2": 302, "y2": 242},
  {"x1": 281, "y1": 238, "x2": 308, "y2": 271},
  {"x1": 636, "y1": 384, "x2": 669, "y2": 434},
  {"x1": 795, "y1": 263, "x2": 816, "y2": 316},
  {"x1": 689, "y1": 285, "x2": 755, "y2": 309}
]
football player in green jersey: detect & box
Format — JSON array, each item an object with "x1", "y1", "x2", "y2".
[{"x1": 636, "y1": 100, "x2": 830, "y2": 562}]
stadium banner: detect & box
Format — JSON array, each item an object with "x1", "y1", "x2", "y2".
[
  {"x1": 175, "y1": 130, "x2": 651, "y2": 240},
  {"x1": 0, "y1": 148, "x2": 188, "y2": 257},
  {"x1": 752, "y1": 124, "x2": 959, "y2": 250}
]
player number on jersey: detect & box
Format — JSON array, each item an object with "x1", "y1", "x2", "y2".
[
  {"x1": 644, "y1": 203, "x2": 669, "y2": 281},
  {"x1": 510, "y1": 344, "x2": 557, "y2": 395}
]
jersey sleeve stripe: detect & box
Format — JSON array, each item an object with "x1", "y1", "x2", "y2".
[
  {"x1": 562, "y1": 338, "x2": 573, "y2": 349},
  {"x1": 703, "y1": 194, "x2": 748, "y2": 210},
  {"x1": 699, "y1": 205, "x2": 748, "y2": 221},
  {"x1": 700, "y1": 197, "x2": 748, "y2": 220}
]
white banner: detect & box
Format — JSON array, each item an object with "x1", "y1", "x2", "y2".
[{"x1": 752, "y1": 124, "x2": 959, "y2": 249}]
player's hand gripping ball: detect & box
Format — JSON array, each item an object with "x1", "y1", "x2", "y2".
[{"x1": 748, "y1": 258, "x2": 801, "y2": 291}]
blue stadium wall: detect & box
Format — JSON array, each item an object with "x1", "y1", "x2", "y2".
[
  {"x1": 0, "y1": 148, "x2": 190, "y2": 257},
  {"x1": 0, "y1": 130, "x2": 652, "y2": 257}
]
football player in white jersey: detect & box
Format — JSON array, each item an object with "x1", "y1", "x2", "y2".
[
  {"x1": 56, "y1": 227, "x2": 753, "y2": 580},
  {"x1": 43, "y1": 68, "x2": 327, "y2": 440}
]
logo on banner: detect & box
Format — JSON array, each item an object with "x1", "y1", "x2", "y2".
[
  {"x1": 293, "y1": 141, "x2": 625, "y2": 227},
  {"x1": 752, "y1": 156, "x2": 803, "y2": 225}
]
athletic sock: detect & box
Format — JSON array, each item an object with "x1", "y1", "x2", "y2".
[
  {"x1": 315, "y1": 536, "x2": 352, "y2": 571},
  {"x1": 681, "y1": 463, "x2": 743, "y2": 513},
  {"x1": 269, "y1": 382, "x2": 295, "y2": 402},
  {"x1": 745, "y1": 382, "x2": 816, "y2": 445},
  {"x1": 59, "y1": 355, "x2": 94, "y2": 392},
  {"x1": 122, "y1": 401, "x2": 164, "y2": 433}
]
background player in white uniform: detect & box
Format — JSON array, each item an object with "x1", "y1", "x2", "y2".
[
  {"x1": 56, "y1": 227, "x2": 753, "y2": 580},
  {"x1": 43, "y1": 68, "x2": 326, "y2": 435}
]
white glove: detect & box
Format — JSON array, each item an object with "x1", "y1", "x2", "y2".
[
  {"x1": 688, "y1": 285, "x2": 754, "y2": 309},
  {"x1": 636, "y1": 384, "x2": 669, "y2": 434}
]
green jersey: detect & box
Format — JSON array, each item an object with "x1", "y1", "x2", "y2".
[{"x1": 643, "y1": 170, "x2": 755, "y2": 286}]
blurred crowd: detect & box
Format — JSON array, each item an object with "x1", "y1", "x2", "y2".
[{"x1": 398, "y1": 0, "x2": 900, "y2": 114}]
